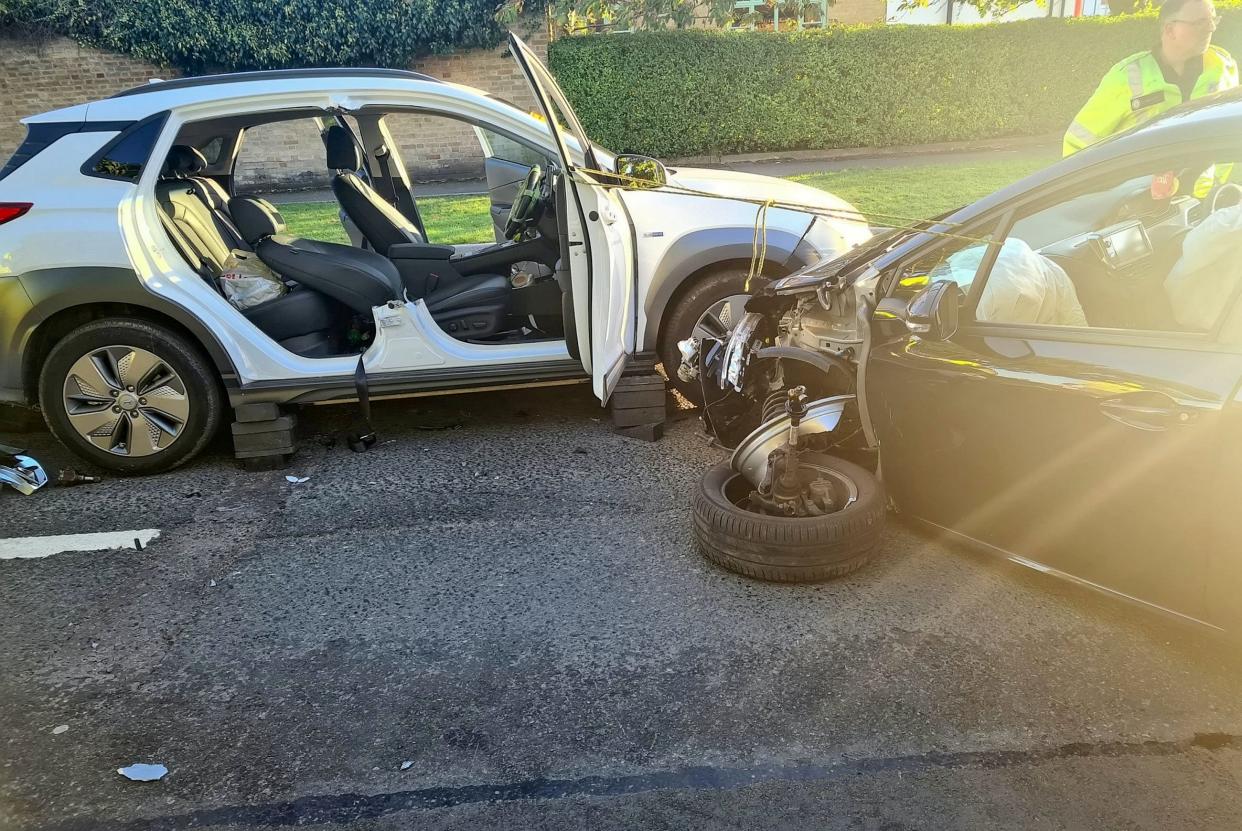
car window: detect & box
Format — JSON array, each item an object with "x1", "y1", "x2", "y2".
[
  {"x1": 889, "y1": 220, "x2": 1005, "y2": 306},
  {"x1": 234, "y1": 118, "x2": 327, "y2": 192},
  {"x1": 478, "y1": 128, "x2": 545, "y2": 169},
  {"x1": 977, "y1": 151, "x2": 1242, "y2": 336},
  {"x1": 86, "y1": 117, "x2": 165, "y2": 181}
]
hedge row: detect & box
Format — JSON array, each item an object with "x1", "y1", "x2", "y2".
[
  {"x1": 547, "y1": 7, "x2": 1242, "y2": 158},
  {"x1": 1, "y1": 0, "x2": 545, "y2": 73}
]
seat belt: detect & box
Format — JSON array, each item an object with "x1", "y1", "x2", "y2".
[
  {"x1": 373, "y1": 144, "x2": 401, "y2": 207},
  {"x1": 346, "y1": 353, "x2": 378, "y2": 453}
]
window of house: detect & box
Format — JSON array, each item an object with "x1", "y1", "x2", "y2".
[{"x1": 730, "y1": 1, "x2": 830, "y2": 31}]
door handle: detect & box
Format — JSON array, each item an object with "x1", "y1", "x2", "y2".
[{"x1": 1098, "y1": 395, "x2": 1192, "y2": 431}]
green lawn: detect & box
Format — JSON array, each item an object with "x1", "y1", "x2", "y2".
[
  {"x1": 279, "y1": 195, "x2": 494, "y2": 246},
  {"x1": 277, "y1": 152, "x2": 1058, "y2": 246}
]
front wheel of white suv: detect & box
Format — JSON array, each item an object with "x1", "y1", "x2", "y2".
[
  {"x1": 39, "y1": 318, "x2": 224, "y2": 476},
  {"x1": 658, "y1": 267, "x2": 770, "y2": 406}
]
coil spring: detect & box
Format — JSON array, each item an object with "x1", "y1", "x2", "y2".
[{"x1": 761, "y1": 389, "x2": 791, "y2": 423}]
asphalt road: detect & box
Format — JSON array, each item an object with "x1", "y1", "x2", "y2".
[{"x1": 3, "y1": 386, "x2": 1242, "y2": 830}]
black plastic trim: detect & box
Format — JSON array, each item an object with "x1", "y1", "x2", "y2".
[
  {"x1": 80, "y1": 112, "x2": 170, "y2": 183},
  {"x1": 232, "y1": 359, "x2": 587, "y2": 406},
  {"x1": 110, "y1": 68, "x2": 441, "y2": 100}
]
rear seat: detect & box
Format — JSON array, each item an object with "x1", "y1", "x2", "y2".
[
  {"x1": 156, "y1": 145, "x2": 344, "y2": 356},
  {"x1": 160, "y1": 145, "x2": 248, "y2": 250}
]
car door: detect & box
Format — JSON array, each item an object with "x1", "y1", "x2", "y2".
[
  {"x1": 476, "y1": 128, "x2": 550, "y2": 243},
  {"x1": 508, "y1": 33, "x2": 636, "y2": 403},
  {"x1": 866, "y1": 145, "x2": 1242, "y2": 627}
]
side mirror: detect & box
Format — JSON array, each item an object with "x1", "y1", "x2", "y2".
[
  {"x1": 905, "y1": 280, "x2": 963, "y2": 341},
  {"x1": 613, "y1": 154, "x2": 667, "y2": 189}
]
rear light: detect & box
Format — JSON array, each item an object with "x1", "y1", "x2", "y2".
[{"x1": 0, "y1": 203, "x2": 32, "y2": 226}]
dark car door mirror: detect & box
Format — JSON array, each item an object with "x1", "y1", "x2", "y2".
[
  {"x1": 613, "y1": 154, "x2": 667, "y2": 189},
  {"x1": 905, "y1": 280, "x2": 964, "y2": 341}
]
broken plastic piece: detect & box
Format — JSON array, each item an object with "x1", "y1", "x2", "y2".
[
  {"x1": 400, "y1": 761, "x2": 413, "y2": 771},
  {"x1": 0, "y1": 445, "x2": 48, "y2": 495},
  {"x1": 52, "y1": 724, "x2": 68, "y2": 735},
  {"x1": 284, "y1": 475, "x2": 310, "y2": 484},
  {"x1": 117, "y1": 763, "x2": 168, "y2": 781}
]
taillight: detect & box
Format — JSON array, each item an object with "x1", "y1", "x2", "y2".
[{"x1": 0, "y1": 203, "x2": 32, "y2": 226}]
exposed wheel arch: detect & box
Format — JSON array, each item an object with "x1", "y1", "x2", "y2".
[
  {"x1": 652, "y1": 258, "x2": 790, "y2": 352},
  {"x1": 22, "y1": 302, "x2": 233, "y2": 407}
]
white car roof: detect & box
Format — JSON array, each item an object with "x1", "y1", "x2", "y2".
[{"x1": 24, "y1": 68, "x2": 486, "y2": 125}]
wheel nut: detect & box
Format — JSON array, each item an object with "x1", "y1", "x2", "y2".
[
  {"x1": 126, "y1": 386, "x2": 135, "y2": 392},
  {"x1": 139, "y1": 398, "x2": 147, "y2": 405},
  {"x1": 112, "y1": 406, "x2": 121, "y2": 413},
  {"x1": 110, "y1": 390, "x2": 118, "y2": 397}
]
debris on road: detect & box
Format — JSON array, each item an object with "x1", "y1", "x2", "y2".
[
  {"x1": 285, "y1": 475, "x2": 311, "y2": 484},
  {"x1": 0, "y1": 445, "x2": 48, "y2": 495},
  {"x1": 52, "y1": 724, "x2": 68, "y2": 735},
  {"x1": 117, "y1": 763, "x2": 168, "y2": 782},
  {"x1": 57, "y1": 468, "x2": 102, "y2": 487},
  {"x1": 400, "y1": 761, "x2": 413, "y2": 771}
]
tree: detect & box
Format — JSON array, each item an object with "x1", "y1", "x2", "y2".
[{"x1": 497, "y1": 0, "x2": 741, "y2": 34}]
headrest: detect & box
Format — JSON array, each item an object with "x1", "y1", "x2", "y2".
[
  {"x1": 324, "y1": 125, "x2": 362, "y2": 171},
  {"x1": 161, "y1": 145, "x2": 207, "y2": 178},
  {"x1": 229, "y1": 196, "x2": 286, "y2": 245}
]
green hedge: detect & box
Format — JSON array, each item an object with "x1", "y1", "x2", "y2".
[
  {"x1": 547, "y1": 8, "x2": 1242, "y2": 158},
  {"x1": 2, "y1": 0, "x2": 546, "y2": 74}
]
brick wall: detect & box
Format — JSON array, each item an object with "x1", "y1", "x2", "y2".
[{"x1": 0, "y1": 36, "x2": 175, "y2": 163}]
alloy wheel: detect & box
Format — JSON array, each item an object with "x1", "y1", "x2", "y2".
[{"x1": 61, "y1": 346, "x2": 190, "y2": 457}]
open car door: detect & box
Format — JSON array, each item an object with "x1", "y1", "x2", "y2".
[{"x1": 509, "y1": 33, "x2": 636, "y2": 403}]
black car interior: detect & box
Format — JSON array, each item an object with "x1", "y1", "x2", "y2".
[
  {"x1": 156, "y1": 112, "x2": 570, "y2": 357},
  {"x1": 989, "y1": 168, "x2": 1241, "y2": 333}
]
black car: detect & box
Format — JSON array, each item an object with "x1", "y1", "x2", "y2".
[{"x1": 689, "y1": 90, "x2": 1242, "y2": 635}]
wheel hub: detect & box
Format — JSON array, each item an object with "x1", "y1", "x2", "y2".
[{"x1": 62, "y1": 345, "x2": 190, "y2": 457}]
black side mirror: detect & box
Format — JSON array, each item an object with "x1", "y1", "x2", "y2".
[
  {"x1": 905, "y1": 280, "x2": 963, "y2": 341},
  {"x1": 613, "y1": 154, "x2": 667, "y2": 189}
]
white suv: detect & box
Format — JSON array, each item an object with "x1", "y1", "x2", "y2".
[{"x1": 0, "y1": 35, "x2": 869, "y2": 473}]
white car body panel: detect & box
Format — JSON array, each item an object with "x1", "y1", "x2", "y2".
[{"x1": 0, "y1": 64, "x2": 871, "y2": 408}]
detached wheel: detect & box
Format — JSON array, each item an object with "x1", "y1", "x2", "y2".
[
  {"x1": 692, "y1": 453, "x2": 884, "y2": 582},
  {"x1": 39, "y1": 318, "x2": 223, "y2": 476},
  {"x1": 658, "y1": 268, "x2": 768, "y2": 405}
]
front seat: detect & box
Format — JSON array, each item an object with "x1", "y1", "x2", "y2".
[
  {"x1": 325, "y1": 125, "x2": 426, "y2": 255},
  {"x1": 230, "y1": 196, "x2": 403, "y2": 315}
]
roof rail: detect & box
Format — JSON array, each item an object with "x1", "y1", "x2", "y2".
[{"x1": 110, "y1": 67, "x2": 441, "y2": 99}]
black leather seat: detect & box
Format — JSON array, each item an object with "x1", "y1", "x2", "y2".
[
  {"x1": 230, "y1": 196, "x2": 403, "y2": 315},
  {"x1": 325, "y1": 125, "x2": 426, "y2": 254},
  {"x1": 161, "y1": 145, "x2": 248, "y2": 250},
  {"x1": 156, "y1": 153, "x2": 344, "y2": 356}
]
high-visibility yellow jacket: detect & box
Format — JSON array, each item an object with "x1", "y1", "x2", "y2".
[{"x1": 1063, "y1": 46, "x2": 1238, "y2": 157}]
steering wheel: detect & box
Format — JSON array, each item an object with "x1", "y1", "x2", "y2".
[
  {"x1": 1211, "y1": 183, "x2": 1242, "y2": 214},
  {"x1": 504, "y1": 164, "x2": 546, "y2": 241}
]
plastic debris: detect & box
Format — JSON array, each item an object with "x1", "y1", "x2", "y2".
[
  {"x1": 285, "y1": 476, "x2": 310, "y2": 484},
  {"x1": 52, "y1": 724, "x2": 68, "y2": 735},
  {"x1": 0, "y1": 444, "x2": 48, "y2": 495},
  {"x1": 209, "y1": 579, "x2": 217, "y2": 587},
  {"x1": 400, "y1": 761, "x2": 413, "y2": 771},
  {"x1": 117, "y1": 763, "x2": 168, "y2": 782}
]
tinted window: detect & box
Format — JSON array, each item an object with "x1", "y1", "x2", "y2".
[{"x1": 89, "y1": 118, "x2": 164, "y2": 181}]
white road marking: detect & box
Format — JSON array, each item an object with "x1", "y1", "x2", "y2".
[{"x1": 0, "y1": 529, "x2": 161, "y2": 560}]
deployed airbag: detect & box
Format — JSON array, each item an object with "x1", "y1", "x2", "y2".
[
  {"x1": 938, "y1": 238, "x2": 1087, "y2": 327},
  {"x1": 1165, "y1": 204, "x2": 1242, "y2": 332}
]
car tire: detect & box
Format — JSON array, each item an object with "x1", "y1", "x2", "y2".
[
  {"x1": 658, "y1": 267, "x2": 769, "y2": 405},
  {"x1": 692, "y1": 453, "x2": 884, "y2": 583},
  {"x1": 39, "y1": 318, "x2": 224, "y2": 476}
]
